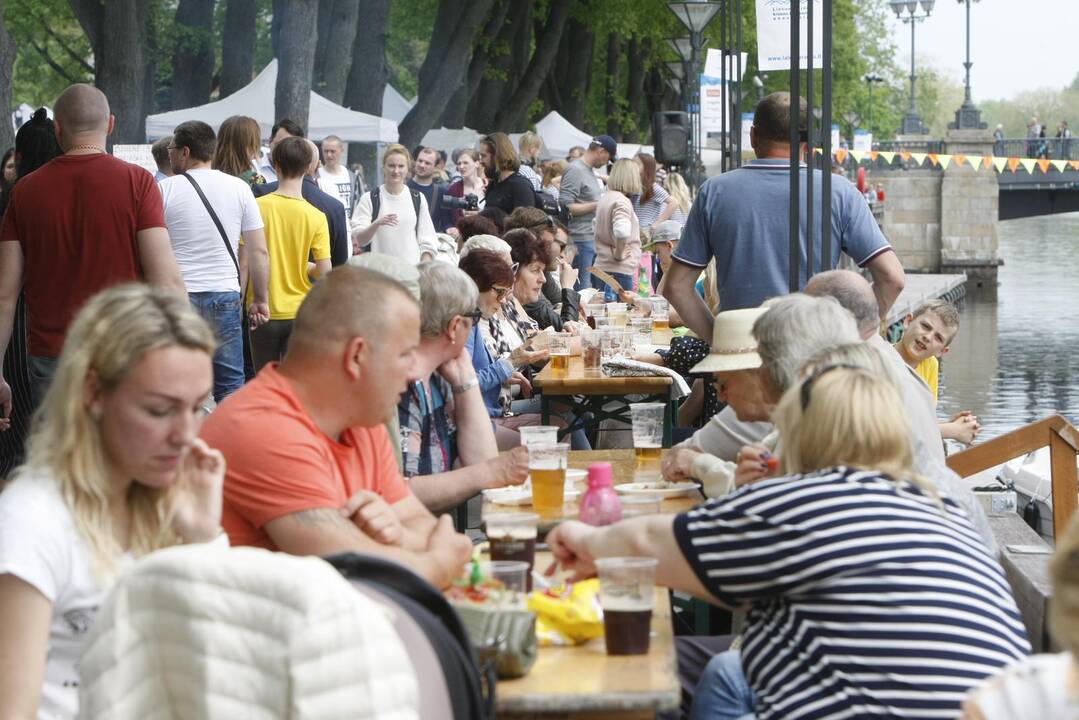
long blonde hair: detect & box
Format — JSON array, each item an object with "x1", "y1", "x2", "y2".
[
  {"x1": 665, "y1": 171, "x2": 692, "y2": 214},
  {"x1": 772, "y1": 366, "x2": 935, "y2": 498},
  {"x1": 20, "y1": 284, "x2": 216, "y2": 580}
]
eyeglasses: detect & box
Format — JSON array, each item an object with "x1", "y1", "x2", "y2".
[
  {"x1": 492, "y1": 285, "x2": 513, "y2": 300},
  {"x1": 510, "y1": 262, "x2": 520, "y2": 274},
  {"x1": 464, "y1": 307, "x2": 484, "y2": 324},
  {"x1": 799, "y1": 363, "x2": 862, "y2": 411}
]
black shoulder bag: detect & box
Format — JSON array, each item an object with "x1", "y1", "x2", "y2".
[{"x1": 182, "y1": 172, "x2": 241, "y2": 287}]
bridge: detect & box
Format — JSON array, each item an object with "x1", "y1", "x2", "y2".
[{"x1": 869, "y1": 138, "x2": 1079, "y2": 221}]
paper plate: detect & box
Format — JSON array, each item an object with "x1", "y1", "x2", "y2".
[
  {"x1": 614, "y1": 481, "x2": 698, "y2": 498},
  {"x1": 483, "y1": 486, "x2": 582, "y2": 506}
]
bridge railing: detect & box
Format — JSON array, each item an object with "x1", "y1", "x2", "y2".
[
  {"x1": 875, "y1": 139, "x2": 944, "y2": 154},
  {"x1": 993, "y1": 138, "x2": 1079, "y2": 160}
]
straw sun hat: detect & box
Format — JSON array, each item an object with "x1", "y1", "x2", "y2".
[{"x1": 688, "y1": 306, "x2": 767, "y2": 374}]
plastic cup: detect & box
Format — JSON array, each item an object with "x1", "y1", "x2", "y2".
[
  {"x1": 596, "y1": 557, "x2": 657, "y2": 655},
  {"x1": 649, "y1": 297, "x2": 670, "y2": 329},
  {"x1": 619, "y1": 495, "x2": 663, "y2": 518},
  {"x1": 581, "y1": 329, "x2": 603, "y2": 371},
  {"x1": 529, "y1": 442, "x2": 569, "y2": 513},
  {"x1": 485, "y1": 512, "x2": 540, "y2": 590},
  {"x1": 606, "y1": 302, "x2": 629, "y2": 328},
  {"x1": 486, "y1": 560, "x2": 531, "y2": 607},
  {"x1": 630, "y1": 402, "x2": 665, "y2": 460},
  {"x1": 549, "y1": 333, "x2": 571, "y2": 371},
  {"x1": 630, "y1": 317, "x2": 653, "y2": 350},
  {"x1": 519, "y1": 426, "x2": 559, "y2": 448}
]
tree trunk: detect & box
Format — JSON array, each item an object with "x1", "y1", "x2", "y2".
[
  {"x1": 220, "y1": 0, "x2": 257, "y2": 97},
  {"x1": 344, "y1": 0, "x2": 389, "y2": 168},
  {"x1": 70, "y1": 0, "x2": 155, "y2": 144},
  {"x1": 624, "y1": 37, "x2": 647, "y2": 143},
  {"x1": 171, "y1": 0, "x2": 216, "y2": 110},
  {"x1": 274, "y1": 0, "x2": 319, "y2": 132},
  {"x1": 492, "y1": 0, "x2": 571, "y2": 131},
  {"x1": 604, "y1": 33, "x2": 621, "y2": 139},
  {"x1": 0, "y1": 1, "x2": 15, "y2": 156},
  {"x1": 555, "y1": 18, "x2": 594, "y2": 129},
  {"x1": 314, "y1": 0, "x2": 360, "y2": 103},
  {"x1": 462, "y1": 0, "x2": 511, "y2": 103},
  {"x1": 466, "y1": 0, "x2": 529, "y2": 132},
  {"x1": 397, "y1": 0, "x2": 497, "y2": 149}
]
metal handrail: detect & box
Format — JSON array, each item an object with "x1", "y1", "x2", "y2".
[
  {"x1": 946, "y1": 415, "x2": 1079, "y2": 538},
  {"x1": 994, "y1": 138, "x2": 1079, "y2": 161},
  {"x1": 874, "y1": 139, "x2": 945, "y2": 154}
]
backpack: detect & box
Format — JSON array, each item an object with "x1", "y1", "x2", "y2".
[
  {"x1": 370, "y1": 186, "x2": 423, "y2": 235},
  {"x1": 325, "y1": 552, "x2": 495, "y2": 720}
]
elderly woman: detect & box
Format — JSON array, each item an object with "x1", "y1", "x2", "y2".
[
  {"x1": 662, "y1": 294, "x2": 860, "y2": 496},
  {"x1": 504, "y1": 207, "x2": 581, "y2": 331},
  {"x1": 548, "y1": 367, "x2": 1030, "y2": 720},
  {"x1": 396, "y1": 261, "x2": 528, "y2": 513}
]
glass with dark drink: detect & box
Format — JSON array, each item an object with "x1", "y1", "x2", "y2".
[
  {"x1": 581, "y1": 329, "x2": 602, "y2": 372},
  {"x1": 485, "y1": 512, "x2": 539, "y2": 590},
  {"x1": 597, "y1": 557, "x2": 657, "y2": 656}
]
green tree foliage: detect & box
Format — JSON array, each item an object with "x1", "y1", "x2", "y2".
[{"x1": 8, "y1": 0, "x2": 92, "y2": 107}]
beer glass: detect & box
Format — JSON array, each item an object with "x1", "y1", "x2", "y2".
[
  {"x1": 529, "y1": 442, "x2": 569, "y2": 513},
  {"x1": 596, "y1": 557, "x2": 657, "y2": 655},
  {"x1": 630, "y1": 402, "x2": 664, "y2": 460},
  {"x1": 548, "y1": 333, "x2": 571, "y2": 371}
]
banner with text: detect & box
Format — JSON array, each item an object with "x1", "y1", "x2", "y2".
[{"x1": 756, "y1": 0, "x2": 824, "y2": 72}]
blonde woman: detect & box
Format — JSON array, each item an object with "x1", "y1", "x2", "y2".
[
  {"x1": 0, "y1": 284, "x2": 226, "y2": 719},
  {"x1": 665, "y1": 170, "x2": 692, "y2": 225},
  {"x1": 549, "y1": 367, "x2": 1029, "y2": 720},
  {"x1": 352, "y1": 143, "x2": 437, "y2": 264},
  {"x1": 593, "y1": 158, "x2": 642, "y2": 300}
]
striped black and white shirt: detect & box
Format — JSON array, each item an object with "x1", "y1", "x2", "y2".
[
  {"x1": 632, "y1": 182, "x2": 671, "y2": 230},
  {"x1": 674, "y1": 467, "x2": 1030, "y2": 720}
]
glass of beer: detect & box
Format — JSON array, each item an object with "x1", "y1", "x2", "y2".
[
  {"x1": 581, "y1": 329, "x2": 603, "y2": 371},
  {"x1": 519, "y1": 425, "x2": 558, "y2": 448},
  {"x1": 485, "y1": 512, "x2": 540, "y2": 590},
  {"x1": 630, "y1": 317, "x2": 653, "y2": 351},
  {"x1": 548, "y1": 333, "x2": 571, "y2": 371},
  {"x1": 630, "y1": 402, "x2": 665, "y2": 460},
  {"x1": 529, "y1": 442, "x2": 569, "y2": 514},
  {"x1": 596, "y1": 557, "x2": 658, "y2": 655},
  {"x1": 606, "y1": 302, "x2": 629, "y2": 328},
  {"x1": 649, "y1": 297, "x2": 669, "y2": 329}
]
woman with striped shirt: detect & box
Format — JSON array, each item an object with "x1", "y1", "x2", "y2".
[
  {"x1": 632, "y1": 153, "x2": 678, "y2": 233},
  {"x1": 548, "y1": 366, "x2": 1029, "y2": 720}
]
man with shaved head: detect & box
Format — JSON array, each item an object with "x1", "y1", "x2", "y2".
[
  {"x1": 253, "y1": 138, "x2": 348, "y2": 266},
  {"x1": 200, "y1": 266, "x2": 473, "y2": 589},
  {"x1": 0, "y1": 83, "x2": 184, "y2": 413}
]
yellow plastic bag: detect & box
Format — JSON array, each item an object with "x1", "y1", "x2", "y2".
[{"x1": 527, "y1": 579, "x2": 604, "y2": 646}]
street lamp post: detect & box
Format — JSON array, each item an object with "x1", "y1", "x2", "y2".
[
  {"x1": 889, "y1": 0, "x2": 934, "y2": 135},
  {"x1": 863, "y1": 73, "x2": 884, "y2": 134},
  {"x1": 950, "y1": 0, "x2": 986, "y2": 129},
  {"x1": 667, "y1": 1, "x2": 721, "y2": 187}
]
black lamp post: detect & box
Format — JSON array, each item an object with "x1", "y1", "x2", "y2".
[
  {"x1": 889, "y1": 0, "x2": 934, "y2": 135},
  {"x1": 667, "y1": 1, "x2": 721, "y2": 186},
  {"x1": 863, "y1": 73, "x2": 885, "y2": 134},
  {"x1": 950, "y1": 0, "x2": 986, "y2": 129}
]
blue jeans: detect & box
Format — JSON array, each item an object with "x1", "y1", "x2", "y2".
[
  {"x1": 27, "y1": 354, "x2": 58, "y2": 411},
  {"x1": 572, "y1": 240, "x2": 596, "y2": 292},
  {"x1": 598, "y1": 270, "x2": 635, "y2": 302},
  {"x1": 189, "y1": 291, "x2": 244, "y2": 402},
  {"x1": 690, "y1": 649, "x2": 758, "y2": 720}
]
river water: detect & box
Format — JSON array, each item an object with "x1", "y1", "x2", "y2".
[{"x1": 937, "y1": 212, "x2": 1079, "y2": 441}]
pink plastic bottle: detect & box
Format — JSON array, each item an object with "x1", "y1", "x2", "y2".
[{"x1": 579, "y1": 462, "x2": 623, "y2": 526}]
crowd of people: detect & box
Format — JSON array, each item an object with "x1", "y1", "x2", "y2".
[{"x1": 0, "y1": 83, "x2": 1068, "y2": 720}]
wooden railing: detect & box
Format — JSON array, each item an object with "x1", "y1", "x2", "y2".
[{"x1": 947, "y1": 415, "x2": 1079, "y2": 538}]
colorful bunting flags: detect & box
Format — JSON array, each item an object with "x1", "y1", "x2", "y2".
[
  {"x1": 811, "y1": 146, "x2": 1079, "y2": 174},
  {"x1": 1020, "y1": 158, "x2": 1037, "y2": 174}
]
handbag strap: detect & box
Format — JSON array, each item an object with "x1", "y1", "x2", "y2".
[{"x1": 182, "y1": 172, "x2": 240, "y2": 284}]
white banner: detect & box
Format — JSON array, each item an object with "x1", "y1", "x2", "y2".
[
  {"x1": 755, "y1": 0, "x2": 824, "y2": 72},
  {"x1": 699, "y1": 75, "x2": 727, "y2": 133},
  {"x1": 741, "y1": 112, "x2": 754, "y2": 151},
  {"x1": 112, "y1": 144, "x2": 157, "y2": 175},
  {"x1": 852, "y1": 130, "x2": 873, "y2": 152},
  {"x1": 704, "y1": 49, "x2": 749, "y2": 82}
]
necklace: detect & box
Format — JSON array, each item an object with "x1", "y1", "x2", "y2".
[{"x1": 68, "y1": 144, "x2": 105, "y2": 154}]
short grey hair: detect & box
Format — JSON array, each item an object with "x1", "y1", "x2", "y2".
[
  {"x1": 753, "y1": 294, "x2": 860, "y2": 392},
  {"x1": 804, "y1": 269, "x2": 879, "y2": 337},
  {"x1": 459, "y1": 234, "x2": 512, "y2": 260},
  {"x1": 417, "y1": 261, "x2": 479, "y2": 338}
]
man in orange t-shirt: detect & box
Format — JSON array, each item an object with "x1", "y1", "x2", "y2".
[{"x1": 201, "y1": 266, "x2": 472, "y2": 589}]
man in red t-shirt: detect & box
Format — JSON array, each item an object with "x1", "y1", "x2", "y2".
[
  {"x1": 200, "y1": 266, "x2": 472, "y2": 590},
  {"x1": 0, "y1": 83, "x2": 185, "y2": 415}
]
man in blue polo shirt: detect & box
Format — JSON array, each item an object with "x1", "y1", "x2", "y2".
[{"x1": 662, "y1": 92, "x2": 905, "y2": 340}]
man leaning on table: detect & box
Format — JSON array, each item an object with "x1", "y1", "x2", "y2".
[
  {"x1": 200, "y1": 266, "x2": 472, "y2": 589},
  {"x1": 661, "y1": 91, "x2": 905, "y2": 341}
]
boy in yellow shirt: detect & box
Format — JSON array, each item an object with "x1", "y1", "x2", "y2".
[{"x1": 895, "y1": 299, "x2": 980, "y2": 444}]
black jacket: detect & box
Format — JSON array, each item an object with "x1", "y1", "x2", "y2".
[
  {"x1": 524, "y1": 287, "x2": 581, "y2": 331},
  {"x1": 484, "y1": 171, "x2": 537, "y2": 214}
]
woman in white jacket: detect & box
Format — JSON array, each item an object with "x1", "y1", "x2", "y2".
[
  {"x1": 592, "y1": 159, "x2": 642, "y2": 301},
  {"x1": 0, "y1": 284, "x2": 226, "y2": 719}
]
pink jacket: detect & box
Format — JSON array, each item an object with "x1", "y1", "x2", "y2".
[{"x1": 594, "y1": 190, "x2": 641, "y2": 277}]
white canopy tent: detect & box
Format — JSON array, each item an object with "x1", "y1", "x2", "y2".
[
  {"x1": 382, "y1": 85, "x2": 415, "y2": 124},
  {"x1": 534, "y1": 111, "x2": 594, "y2": 159},
  {"x1": 145, "y1": 60, "x2": 398, "y2": 143},
  {"x1": 418, "y1": 126, "x2": 483, "y2": 156}
]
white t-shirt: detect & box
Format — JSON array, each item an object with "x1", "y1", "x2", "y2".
[
  {"x1": 159, "y1": 168, "x2": 264, "y2": 293},
  {"x1": 352, "y1": 184, "x2": 438, "y2": 265},
  {"x1": 967, "y1": 652, "x2": 1079, "y2": 719},
  {"x1": 0, "y1": 473, "x2": 112, "y2": 719},
  {"x1": 318, "y1": 165, "x2": 354, "y2": 219}
]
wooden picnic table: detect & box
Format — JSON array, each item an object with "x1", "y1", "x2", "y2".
[
  {"x1": 480, "y1": 450, "x2": 705, "y2": 717},
  {"x1": 533, "y1": 328, "x2": 680, "y2": 447}
]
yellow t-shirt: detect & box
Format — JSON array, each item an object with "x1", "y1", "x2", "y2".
[
  {"x1": 255, "y1": 193, "x2": 331, "y2": 320},
  {"x1": 914, "y1": 355, "x2": 939, "y2": 404}
]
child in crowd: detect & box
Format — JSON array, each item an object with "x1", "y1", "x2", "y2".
[{"x1": 896, "y1": 298, "x2": 981, "y2": 444}]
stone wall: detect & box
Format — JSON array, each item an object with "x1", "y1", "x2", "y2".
[
  {"x1": 873, "y1": 168, "x2": 942, "y2": 272},
  {"x1": 940, "y1": 129, "x2": 1002, "y2": 297}
]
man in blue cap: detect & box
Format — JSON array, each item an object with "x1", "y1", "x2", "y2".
[{"x1": 559, "y1": 134, "x2": 616, "y2": 291}]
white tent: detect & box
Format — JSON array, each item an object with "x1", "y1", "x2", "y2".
[
  {"x1": 382, "y1": 85, "x2": 415, "y2": 124},
  {"x1": 418, "y1": 126, "x2": 483, "y2": 156},
  {"x1": 145, "y1": 60, "x2": 398, "y2": 143},
  {"x1": 534, "y1": 111, "x2": 594, "y2": 158}
]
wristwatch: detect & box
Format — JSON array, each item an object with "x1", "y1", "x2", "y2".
[{"x1": 452, "y1": 378, "x2": 479, "y2": 395}]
